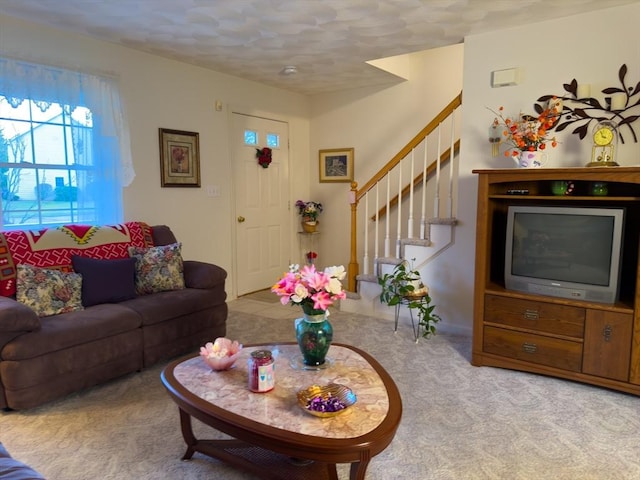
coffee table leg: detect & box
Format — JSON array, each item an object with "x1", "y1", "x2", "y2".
[
  {"x1": 349, "y1": 457, "x2": 371, "y2": 480},
  {"x1": 179, "y1": 408, "x2": 197, "y2": 460}
]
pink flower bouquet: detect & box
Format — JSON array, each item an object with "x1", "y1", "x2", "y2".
[{"x1": 271, "y1": 264, "x2": 346, "y2": 315}]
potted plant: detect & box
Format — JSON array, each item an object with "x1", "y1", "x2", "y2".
[
  {"x1": 295, "y1": 200, "x2": 323, "y2": 233},
  {"x1": 378, "y1": 260, "x2": 441, "y2": 338}
]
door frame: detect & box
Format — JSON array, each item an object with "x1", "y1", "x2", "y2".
[{"x1": 227, "y1": 106, "x2": 293, "y2": 300}]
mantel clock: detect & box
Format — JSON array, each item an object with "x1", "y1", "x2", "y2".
[{"x1": 587, "y1": 120, "x2": 619, "y2": 167}]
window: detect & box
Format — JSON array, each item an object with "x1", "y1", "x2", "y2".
[
  {"x1": 266, "y1": 133, "x2": 280, "y2": 148},
  {"x1": 244, "y1": 130, "x2": 258, "y2": 146},
  {"x1": 0, "y1": 57, "x2": 134, "y2": 230}
]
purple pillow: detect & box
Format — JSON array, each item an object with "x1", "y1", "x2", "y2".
[{"x1": 71, "y1": 256, "x2": 137, "y2": 307}]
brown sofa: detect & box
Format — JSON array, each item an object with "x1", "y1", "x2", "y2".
[{"x1": 0, "y1": 225, "x2": 227, "y2": 410}]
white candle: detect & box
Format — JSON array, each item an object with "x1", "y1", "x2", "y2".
[
  {"x1": 611, "y1": 92, "x2": 626, "y2": 110},
  {"x1": 577, "y1": 83, "x2": 591, "y2": 99}
]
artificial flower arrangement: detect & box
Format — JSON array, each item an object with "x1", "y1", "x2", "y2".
[
  {"x1": 272, "y1": 264, "x2": 346, "y2": 314},
  {"x1": 200, "y1": 337, "x2": 243, "y2": 371},
  {"x1": 295, "y1": 200, "x2": 323, "y2": 222},
  {"x1": 490, "y1": 103, "x2": 560, "y2": 158},
  {"x1": 256, "y1": 147, "x2": 272, "y2": 168}
]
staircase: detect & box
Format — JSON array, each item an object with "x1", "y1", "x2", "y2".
[{"x1": 341, "y1": 92, "x2": 462, "y2": 323}]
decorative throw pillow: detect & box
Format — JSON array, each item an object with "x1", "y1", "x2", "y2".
[
  {"x1": 128, "y1": 242, "x2": 185, "y2": 295},
  {"x1": 71, "y1": 256, "x2": 137, "y2": 307},
  {"x1": 16, "y1": 264, "x2": 84, "y2": 317}
]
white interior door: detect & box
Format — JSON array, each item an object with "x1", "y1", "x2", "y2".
[{"x1": 231, "y1": 113, "x2": 290, "y2": 296}]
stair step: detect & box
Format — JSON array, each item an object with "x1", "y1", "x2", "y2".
[
  {"x1": 428, "y1": 216, "x2": 458, "y2": 225},
  {"x1": 374, "y1": 258, "x2": 402, "y2": 267},
  {"x1": 344, "y1": 290, "x2": 361, "y2": 300},
  {"x1": 402, "y1": 238, "x2": 431, "y2": 248},
  {"x1": 356, "y1": 273, "x2": 379, "y2": 284}
]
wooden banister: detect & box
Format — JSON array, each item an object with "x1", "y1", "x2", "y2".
[
  {"x1": 347, "y1": 91, "x2": 462, "y2": 292},
  {"x1": 371, "y1": 140, "x2": 459, "y2": 221},
  {"x1": 354, "y1": 93, "x2": 462, "y2": 202}
]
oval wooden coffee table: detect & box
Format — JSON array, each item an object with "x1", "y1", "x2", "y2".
[{"x1": 161, "y1": 342, "x2": 402, "y2": 480}]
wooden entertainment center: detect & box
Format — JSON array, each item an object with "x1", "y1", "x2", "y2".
[{"x1": 472, "y1": 167, "x2": 640, "y2": 396}]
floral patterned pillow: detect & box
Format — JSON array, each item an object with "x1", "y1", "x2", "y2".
[
  {"x1": 128, "y1": 242, "x2": 185, "y2": 295},
  {"x1": 16, "y1": 264, "x2": 84, "y2": 317}
]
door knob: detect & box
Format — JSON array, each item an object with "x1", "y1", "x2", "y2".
[{"x1": 237, "y1": 216, "x2": 245, "y2": 223}]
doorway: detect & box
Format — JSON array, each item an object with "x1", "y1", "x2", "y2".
[{"x1": 231, "y1": 113, "x2": 291, "y2": 296}]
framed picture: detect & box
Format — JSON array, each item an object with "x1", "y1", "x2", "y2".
[
  {"x1": 159, "y1": 128, "x2": 201, "y2": 187},
  {"x1": 319, "y1": 148, "x2": 354, "y2": 183}
]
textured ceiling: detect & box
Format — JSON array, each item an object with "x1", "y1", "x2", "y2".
[{"x1": 1, "y1": 0, "x2": 639, "y2": 95}]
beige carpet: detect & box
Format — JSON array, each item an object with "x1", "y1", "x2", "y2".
[
  {"x1": 2, "y1": 299, "x2": 640, "y2": 479},
  {"x1": 240, "y1": 288, "x2": 280, "y2": 304}
]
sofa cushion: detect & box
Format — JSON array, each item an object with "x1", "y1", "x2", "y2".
[
  {"x1": 119, "y1": 287, "x2": 225, "y2": 326},
  {"x1": 183, "y1": 260, "x2": 228, "y2": 290},
  {"x1": 151, "y1": 224, "x2": 177, "y2": 246},
  {"x1": 16, "y1": 265, "x2": 83, "y2": 317},
  {"x1": 71, "y1": 256, "x2": 137, "y2": 307},
  {"x1": 128, "y1": 243, "x2": 185, "y2": 295},
  {"x1": 0, "y1": 297, "x2": 40, "y2": 333},
  {"x1": 0, "y1": 303, "x2": 143, "y2": 361}
]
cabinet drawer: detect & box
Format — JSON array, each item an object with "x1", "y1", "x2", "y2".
[
  {"x1": 484, "y1": 326, "x2": 583, "y2": 372},
  {"x1": 485, "y1": 295, "x2": 585, "y2": 338}
]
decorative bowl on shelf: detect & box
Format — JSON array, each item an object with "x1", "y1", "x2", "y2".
[
  {"x1": 297, "y1": 383, "x2": 357, "y2": 418},
  {"x1": 199, "y1": 338, "x2": 243, "y2": 371}
]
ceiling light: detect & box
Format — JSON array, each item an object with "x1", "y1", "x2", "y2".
[{"x1": 281, "y1": 65, "x2": 298, "y2": 76}]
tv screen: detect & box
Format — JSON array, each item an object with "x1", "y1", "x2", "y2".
[{"x1": 504, "y1": 206, "x2": 624, "y2": 304}]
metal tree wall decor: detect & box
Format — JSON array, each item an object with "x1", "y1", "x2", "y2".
[{"x1": 535, "y1": 64, "x2": 640, "y2": 143}]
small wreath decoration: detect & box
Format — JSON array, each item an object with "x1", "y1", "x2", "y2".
[{"x1": 256, "y1": 147, "x2": 272, "y2": 168}]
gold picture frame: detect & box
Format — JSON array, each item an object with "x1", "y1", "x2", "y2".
[
  {"x1": 319, "y1": 148, "x2": 354, "y2": 183},
  {"x1": 159, "y1": 128, "x2": 201, "y2": 187}
]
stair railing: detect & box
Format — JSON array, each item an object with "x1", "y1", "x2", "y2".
[{"x1": 347, "y1": 92, "x2": 462, "y2": 291}]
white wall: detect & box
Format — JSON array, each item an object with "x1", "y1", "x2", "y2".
[
  {"x1": 0, "y1": 15, "x2": 312, "y2": 298},
  {"x1": 309, "y1": 44, "x2": 465, "y2": 267}
]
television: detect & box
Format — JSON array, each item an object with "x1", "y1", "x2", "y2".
[{"x1": 504, "y1": 205, "x2": 625, "y2": 304}]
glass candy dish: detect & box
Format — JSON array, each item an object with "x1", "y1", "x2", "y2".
[
  {"x1": 200, "y1": 338, "x2": 243, "y2": 371},
  {"x1": 297, "y1": 383, "x2": 357, "y2": 418}
]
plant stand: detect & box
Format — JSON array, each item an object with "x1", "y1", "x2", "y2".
[
  {"x1": 394, "y1": 294, "x2": 428, "y2": 343},
  {"x1": 298, "y1": 231, "x2": 320, "y2": 266}
]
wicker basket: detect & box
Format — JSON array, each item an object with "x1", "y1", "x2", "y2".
[{"x1": 301, "y1": 221, "x2": 318, "y2": 233}]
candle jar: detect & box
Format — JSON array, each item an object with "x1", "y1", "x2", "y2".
[
  {"x1": 551, "y1": 180, "x2": 574, "y2": 196},
  {"x1": 248, "y1": 350, "x2": 275, "y2": 393}
]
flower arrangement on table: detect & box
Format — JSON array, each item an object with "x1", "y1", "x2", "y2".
[
  {"x1": 295, "y1": 200, "x2": 323, "y2": 223},
  {"x1": 489, "y1": 103, "x2": 560, "y2": 158},
  {"x1": 272, "y1": 264, "x2": 346, "y2": 315},
  {"x1": 256, "y1": 147, "x2": 272, "y2": 168}
]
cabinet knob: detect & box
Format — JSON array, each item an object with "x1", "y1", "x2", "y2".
[
  {"x1": 522, "y1": 342, "x2": 538, "y2": 353},
  {"x1": 523, "y1": 309, "x2": 539, "y2": 321},
  {"x1": 603, "y1": 324, "x2": 613, "y2": 342}
]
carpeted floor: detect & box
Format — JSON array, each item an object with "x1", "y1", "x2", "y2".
[
  {"x1": 239, "y1": 288, "x2": 281, "y2": 304},
  {"x1": 2, "y1": 299, "x2": 640, "y2": 479}
]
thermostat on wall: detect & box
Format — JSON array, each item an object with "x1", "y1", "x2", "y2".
[{"x1": 491, "y1": 68, "x2": 519, "y2": 88}]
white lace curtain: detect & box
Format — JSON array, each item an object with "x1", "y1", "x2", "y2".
[{"x1": 0, "y1": 56, "x2": 135, "y2": 224}]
